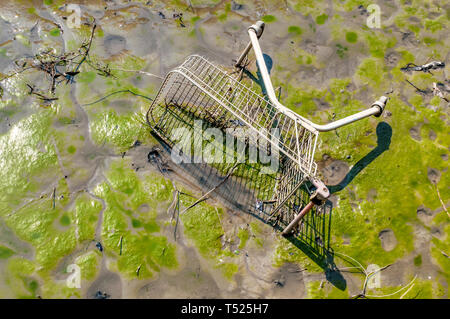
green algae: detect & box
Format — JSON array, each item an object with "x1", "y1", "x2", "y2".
[
  {"x1": 307, "y1": 280, "x2": 349, "y2": 299},
  {"x1": 290, "y1": 0, "x2": 321, "y2": 17},
  {"x1": 179, "y1": 193, "x2": 238, "y2": 280},
  {"x1": 363, "y1": 32, "x2": 397, "y2": 59},
  {"x1": 273, "y1": 238, "x2": 324, "y2": 273},
  {"x1": 180, "y1": 202, "x2": 224, "y2": 258},
  {"x1": 261, "y1": 15, "x2": 276, "y2": 23},
  {"x1": 355, "y1": 57, "x2": 387, "y2": 90},
  {"x1": 108, "y1": 55, "x2": 147, "y2": 80},
  {"x1": 317, "y1": 94, "x2": 448, "y2": 269},
  {"x1": 336, "y1": 0, "x2": 372, "y2": 12},
  {"x1": 345, "y1": 31, "x2": 358, "y2": 43},
  {"x1": 218, "y1": 262, "x2": 238, "y2": 280},
  {"x1": 76, "y1": 71, "x2": 96, "y2": 84},
  {"x1": 249, "y1": 222, "x2": 264, "y2": 248},
  {"x1": 38, "y1": 272, "x2": 80, "y2": 299},
  {"x1": 368, "y1": 276, "x2": 438, "y2": 299},
  {"x1": 0, "y1": 110, "x2": 59, "y2": 214},
  {"x1": 272, "y1": 46, "x2": 448, "y2": 280},
  {"x1": 4, "y1": 257, "x2": 36, "y2": 298},
  {"x1": 59, "y1": 214, "x2": 70, "y2": 227},
  {"x1": 287, "y1": 26, "x2": 303, "y2": 36},
  {"x1": 413, "y1": 254, "x2": 422, "y2": 267},
  {"x1": 237, "y1": 228, "x2": 249, "y2": 249},
  {"x1": 191, "y1": 0, "x2": 221, "y2": 5},
  {"x1": 49, "y1": 28, "x2": 60, "y2": 37},
  {"x1": 67, "y1": 145, "x2": 76, "y2": 154},
  {"x1": 94, "y1": 158, "x2": 177, "y2": 279},
  {"x1": 0, "y1": 245, "x2": 15, "y2": 259},
  {"x1": 316, "y1": 14, "x2": 328, "y2": 25},
  {"x1": 75, "y1": 251, "x2": 100, "y2": 280},
  {"x1": 89, "y1": 109, "x2": 148, "y2": 152},
  {"x1": 430, "y1": 224, "x2": 450, "y2": 287},
  {"x1": 5, "y1": 192, "x2": 101, "y2": 270},
  {"x1": 283, "y1": 83, "x2": 323, "y2": 115}
]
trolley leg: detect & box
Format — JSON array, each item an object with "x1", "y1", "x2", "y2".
[
  {"x1": 235, "y1": 41, "x2": 253, "y2": 68},
  {"x1": 235, "y1": 21, "x2": 265, "y2": 68},
  {"x1": 282, "y1": 201, "x2": 315, "y2": 236}
]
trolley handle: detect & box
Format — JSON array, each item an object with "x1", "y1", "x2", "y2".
[{"x1": 235, "y1": 21, "x2": 389, "y2": 133}]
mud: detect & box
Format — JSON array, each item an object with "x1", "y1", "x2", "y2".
[
  {"x1": 318, "y1": 156, "x2": 350, "y2": 186},
  {"x1": 409, "y1": 123, "x2": 422, "y2": 141},
  {"x1": 378, "y1": 229, "x2": 398, "y2": 252}
]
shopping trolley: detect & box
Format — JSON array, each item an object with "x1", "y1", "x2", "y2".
[{"x1": 146, "y1": 21, "x2": 388, "y2": 235}]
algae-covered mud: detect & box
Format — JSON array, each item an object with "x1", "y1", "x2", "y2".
[{"x1": 0, "y1": 0, "x2": 449, "y2": 299}]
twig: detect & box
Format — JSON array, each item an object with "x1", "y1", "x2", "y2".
[
  {"x1": 27, "y1": 84, "x2": 59, "y2": 102},
  {"x1": 432, "y1": 82, "x2": 449, "y2": 102},
  {"x1": 73, "y1": 24, "x2": 97, "y2": 75},
  {"x1": 52, "y1": 187, "x2": 56, "y2": 209},
  {"x1": 2, "y1": 24, "x2": 99, "y2": 98},
  {"x1": 434, "y1": 184, "x2": 449, "y2": 218},
  {"x1": 405, "y1": 79, "x2": 428, "y2": 94},
  {"x1": 186, "y1": 0, "x2": 196, "y2": 14},
  {"x1": 179, "y1": 163, "x2": 240, "y2": 215},
  {"x1": 173, "y1": 191, "x2": 180, "y2": 241},
  {"x1": 110, "y1": 68, "x2": 164, "y2": 80},
  {"x1": 0, "y1": 66, "x2": 34, "y2": 82},
  {"x1": 168, "y1": 190, "x2": 179, "y2": 217},
  {"x1": 81, "y1": 89, "x2": 153, "y2": 106},
  {"x1": 401, "y1": 61, "x2": 445, "y2": 73},
  {"x1": 118, "y1": 235, "x2": 123, "y2": 256},
  {"x1": 136, "y1": 264, "x2": 141, "y2": 277}
]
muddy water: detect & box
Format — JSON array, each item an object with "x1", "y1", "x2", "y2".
[{"x1": 0, "y1": 0, "x2": 449, "y2": 299}]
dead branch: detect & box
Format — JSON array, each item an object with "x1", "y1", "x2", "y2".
[
  {"x1": 26, "y1": 84, "x2": 59, "y2": 103},
  {"x1": 1, "y1": 24, "x2": 102, "y2": 100},
  {"x1": 401, "y1": 61, "x2": 445, "y2": 74},
  {"x1": 82, "y1": 89, "x2": 153, "y2": 106},
  {"x1": 110, "y1": 68, "x2": 163, "y2": 80},
  {"x1": 405, "y1": 79, "x2": 430, "y2": 95},
  {"x1": 179, "y1": 163, "x2": 240, "y2": 215},
  {"x1": 72, "y1": 24, "x2": 97, "y2": 75},
  {"x1": 432, "y1": 82, "x2": 449, "y2": 103}
]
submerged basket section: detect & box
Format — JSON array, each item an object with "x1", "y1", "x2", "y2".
[
  {"x1": 148, "y1": 55, "x2": 319, "y2": 177},
  {"x1": 146, "y1": 55, "x2": 321, "y2": 223}
]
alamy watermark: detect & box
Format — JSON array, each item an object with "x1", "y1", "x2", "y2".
[
  {"x1": 366, "y1": 4, "x2": 381, "y2": 29},
  {"x1": 66, "y1": 263, "x2": 81, "y2": 289},
  {"x1": 66, "y1": 4, "x2": 82, "y2": 29}
]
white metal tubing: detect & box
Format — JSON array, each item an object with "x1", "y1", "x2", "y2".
[{"x1": 247, "y1": 28, "x2": 387, "y2": 132}]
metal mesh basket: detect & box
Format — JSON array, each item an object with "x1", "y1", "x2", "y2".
[
  {"x1": 147, "y1": 55, "x2": 319, "y2": 216},
  {"x1": 146, "y1": 21, "x2": 387, "y2": 234}
]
